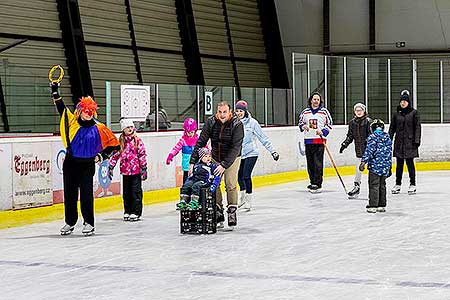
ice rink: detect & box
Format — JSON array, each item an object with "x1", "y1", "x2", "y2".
[{"x1": 1, "y1": 171, "x2": 450, "y2": 300}]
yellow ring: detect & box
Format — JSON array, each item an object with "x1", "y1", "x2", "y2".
[{"x1": 48, "y1": 65, "x2": 64, "y2": 83}]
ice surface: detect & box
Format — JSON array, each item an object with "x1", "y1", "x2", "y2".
[{"x1": 1, "y1": 171, "x2": 450, "y2": 299}]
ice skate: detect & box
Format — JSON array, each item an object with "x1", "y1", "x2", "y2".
[
  {"x1": 177, "y1": 194, "x2": 190, "y2": 210},
  {"x1": 216, "y1": 207, "x2": 225, "y2": 229},
  {"x1": 376, "y1": 207, "x2": 386, "y2": 212},
  {"x1": 60, "y1": 224, "x2": 74, "y2": 236},
  {"x1": 227, "y1": 205, "x2": 237, "y2": 227},
  {"x1": 238, "y1": 191, "x2": 246, "y2": 208},
  {"x1": 308, "y1": 185, "x2": 322, "y2": 194},
  {"x1": 82, "y1": 223, "x2": 95, "y2": 236},
  {"x1": 366, "y1": 207, "x2": 377, "y2": 213},
  {"x1": 408, "y1": 185, "x2": 416, "y2": 195},
  {"x1": 242, "y1": 194, "x2": 252, "y2": 211},
  {"x1": 188, "y1": 199, "x2": 200, "y2": 210},
  {"x1": 391, "y1": 185, "x2": 401, "y2": 194},
  {"x1": 123, "y1": 213, "x2": 130, "y2": 221},
  {"x1": 347, "y1": 183, "x2": 360, "y2": 199},
  {"x1": 129, "y1": 214, "x2": 141, "y2": 222}
]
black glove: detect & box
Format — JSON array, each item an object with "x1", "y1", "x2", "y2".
[
  {"x1": 359, "y1": 162, "x2": 366, "y2": 172},
  {"x1": 141, "y1": 167, "x2": 148, "y2": 181},
  {"x1": 108, "y1": 166, "x2": 114, "y2": 180},
  {"x1": 339, "y1": 145, "x2": 345, "y2": 154},
  {"x1": 50, "y1": 82, "x2": 60, "y2": 99},
  {"x1": 271, "y1": 152, "x2": 280, "y2": 161}
]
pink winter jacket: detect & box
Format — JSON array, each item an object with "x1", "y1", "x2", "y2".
[
  {"x1": 167, "y1": 133, "x2": 198, "y2": 171},
  {"x1": 109, "y1": 135, "x2": 147, "y2": 175}
]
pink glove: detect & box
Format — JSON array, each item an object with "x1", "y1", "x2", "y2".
[{"x1": 166, "y1": 154, "x2": 174, "y2": 165}]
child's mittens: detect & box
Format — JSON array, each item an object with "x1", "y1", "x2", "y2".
[
  {"x1": 166, "y1": 154, "x2": 174, "y2": 165},
  {"x1": 209, "y1": 183, "x2": 217, "y2": 193},
  {"x1": 271, "y1": 152, "x2": 280, "y2": 161},
  {"x1": 358, "y1": 162, "x2": 366, "y2": 172},
  {"x1": 108, "y1": 166, "x2": 114, "y2": 180},
  {"x1": 140, "y1": 167, "x2": 148, "y2": 181}
]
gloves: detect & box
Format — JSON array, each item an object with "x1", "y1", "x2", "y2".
[
  {"x1": 94, "y1": 153, "x2": 103, "y2": 164},
  {"x1": 271, "y1": 152, "x2": 280, "y2": 161},
  {"x1": 359, "y1": 162, "x2": 366, "y2": 172},
  {"x1": 209, "y1": 184, "x2": 217, "y2": 193},
  {"x1": 50, "y1": 82, "x2": 60, "y2": 99},
  {"x1": 166, "y1": 154, "x2": 174, "y2": 165},
  {"x1": 108, "y1": 166, "x2": 114, "y2": 180},
  {"x1": 140, "y1": 167, "x2": 148, "y2": 181},
  {"x1": 339, "y1": 145, "x2": 345, "y2": 154}
]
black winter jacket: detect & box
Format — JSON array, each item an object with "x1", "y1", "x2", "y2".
[
  {"x1": 388, "y1": 106, "x2": 421, "y2": 158},
  {"x1": 190, "y1": 115, "x2": 244, "y2": 168},
  {"x1": 341, "y1": 116, "x2": 372, "y2": 158}
]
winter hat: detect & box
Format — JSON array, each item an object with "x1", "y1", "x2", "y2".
[
  {"x1": 120, "y1": 118, "x2": 135, "y2": 131},
  {"x1": 235, "y1": 100, "x2": 248, "y2": 111},
  {"x1": 400, "y1": 90, "x2": 411, "y2": 104},
  {"x1": 353, "y1": 103, "x2": 366, "y2": 113},
  {"x1": 198, "y1": 147, "x2": 211, "y2": 161},
  {"x1": 370, "y1": 119, "x2": 385, "y2": 133}
]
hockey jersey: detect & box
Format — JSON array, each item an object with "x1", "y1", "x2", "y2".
[{"x1": 298, "y1": 106, "x2": 333, "y2": 144}]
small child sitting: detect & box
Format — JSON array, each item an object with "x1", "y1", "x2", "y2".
[
  {"x1": 177, "y1": 147, "x2": 221, "y2": 210},
  {"x1": 359, "y1": 119, "x2": 392, "y2": 213}
]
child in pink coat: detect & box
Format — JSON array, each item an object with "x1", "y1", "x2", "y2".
[
  {"x1": 166, "y1": 118, "x2": 198, "y2": 183},
  {"x1": 109, "y1": 119, "x2": 148, "y2": 221}
]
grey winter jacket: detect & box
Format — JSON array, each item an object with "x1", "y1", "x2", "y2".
[{"x1": 388, "y1": 106, "x2": 421, "y2": 159}]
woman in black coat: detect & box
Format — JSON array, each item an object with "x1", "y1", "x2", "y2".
[{"x1": 388, "y1": 90, "x2": 421, "y2": 195}]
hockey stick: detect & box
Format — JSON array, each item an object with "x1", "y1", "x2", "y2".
[{"x1": 321, "y1": 136, "x2": 348, "y2": 194}]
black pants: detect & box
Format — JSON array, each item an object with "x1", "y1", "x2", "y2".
[
  {"x1": 238, "y1": 156, "x2": 258, "y2": 194},
  {"x1": 63, "y1": 156, "x2": 95, "y2": 227},
  {"x1": 123, "y1": 174, "x2": 143, "y2": 216},
  {"x1": 183, "y1": 171, "x2": 189, "y2": 183},
  {"x1": 368, "y1": 172, "x2": 387, "y2": 208},
  {"x1": 395, "y1": 157, "x2": 416, "y2": 185},
  {"x1": 180, "y1": 179, "x2": 205, "y2": 197},
  {"x1": 305, "y1": 144, "x2": 325, "y2": 187}
]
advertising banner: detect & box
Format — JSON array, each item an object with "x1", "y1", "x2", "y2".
[
  {"x1": 12, "y1": 142, "x2": 53, "y2": 209},
  {"x1": 0, "y1": 143, "x2": 12, "y2": 210}
]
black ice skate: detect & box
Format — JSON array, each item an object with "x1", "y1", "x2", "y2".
[
  {"x1": 216, "y1": 207, "x2": 225, "y2": 229},
  {"x1": 308, "y1": 185, "x2": 322, "y2": 194},
  {"x1": 227, "y1": 206, "x2": 237, "y2": 227},
  {"x1": 347, "y1": 183, "x2": 360, "y2": 199}
]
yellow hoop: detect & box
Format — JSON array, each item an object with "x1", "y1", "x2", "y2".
[{"x1": 48, "y1": 65, "x2": 64, "y2": 83}]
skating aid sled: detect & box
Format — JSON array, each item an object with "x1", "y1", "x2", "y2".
[{"x1": 180, "y1": 187, "x2": 217, "y2": 234}]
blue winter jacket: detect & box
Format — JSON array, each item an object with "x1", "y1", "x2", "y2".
[
  {"x1": 361, "y1": 129, "x2": 392, "y2": 177},
  {"x1": 240, "y1": 114, "x2": 275, "y2": 159}
]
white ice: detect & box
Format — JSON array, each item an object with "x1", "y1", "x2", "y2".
[{"x1": 1, "y1": 171, "x2": 450, "y2": 300}]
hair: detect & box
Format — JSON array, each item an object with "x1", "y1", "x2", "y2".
[
  {"x1": 217, "y1": 101, "x2": 231, "y2": 110},
  {"x1": 119, "y1": 129, "x2": 139, "y2": 153},
  {"x1": 308, "y1": 92, "x2": 323, "y2": 107}
]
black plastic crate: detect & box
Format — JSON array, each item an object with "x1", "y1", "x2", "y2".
[{"x1": 180, "y1": 187, "x2": 217, "y2": 234}]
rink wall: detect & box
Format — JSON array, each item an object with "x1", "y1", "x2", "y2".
[{"x1": 1, "y1": 124, "x2": 450, "y2": 212}]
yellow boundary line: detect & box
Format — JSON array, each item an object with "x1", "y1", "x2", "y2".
[{"x1": 1, "y1": 161, "x2": 449, "y2": 230}]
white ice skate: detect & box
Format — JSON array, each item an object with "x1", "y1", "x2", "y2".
[
  {"x1": 376, "y1": 207, "x2": 386, "y2": 212},
  {"x1": 308, "y1": 185, "x2": 322, "y2": 194},
  {"x1": 366, "y1": 207, "x2": 377, "y2": 213},
  {"x1": 82, "y1": 223, "x2": 95, "y2": 236},
  {"x1": 347, "y1": 184, "x2": 360, "y2": 199},
  {"x1": 242, "y1": 194, "x2": 252, "y2": 211},
  {"x1": 60, "y1": 224, "x2": 74, "y2": 236},
  {"x1": 129, "y1": 214, "x2": 141, "y2": 222},
  {"x1": 238, "y1": 191, "x2": 246, "y2": 208},
  {"x1": 408, "y1": 185, "x2": 416, "y2": 195},
  {"x1": 391, "y1": 185, "x2": 401, "y2": 194},
  {"x1": 123, "y1": 213, "x2": 130, "y2": 221}
]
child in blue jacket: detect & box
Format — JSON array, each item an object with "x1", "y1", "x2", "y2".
[
  {"x1": 359, "y1": 119, "x2": 392, "y2": 213},
  {"x1": 177, "y1": 147, "x2": 221, "y2": 210}
]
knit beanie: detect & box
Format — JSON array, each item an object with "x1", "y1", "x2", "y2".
[
  {"x1": 120, "y1": 118, "x2": 135, "y2": 131},
  {"x1": 235, "y1": 100, "x2": 248, "y2": 111},
  {"x1": 198, "y1": 147, "x2": 211, "y2": 161},
  {"x1": 400, "y1": 90, "x2": 411, "y2": 104},
  {"x1": 353, "y1": 103, "x2": 366, "y2": 112}
]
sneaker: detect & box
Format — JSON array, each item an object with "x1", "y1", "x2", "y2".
[
  {"x1": 123, "y1": 213, "x2": 130, "y2": 221},
  {"x1": 129, "y1": 214, "x2": 140, "y2": 222},
  {"x1": 82, "y1": 223, "x2": 95, "y2": 236},
  {"x1": 347, "y1": 183, "x2": 360, "y2": 198},
  {"x1": 60, "y1": 224, "x2": 74, "y2": 236},
  {"x1": 408, "y1": 185, "x2": 416, "y2": 195},
  {"x1": 376, "y1": 207, "x2": 386, "y2": 212},
  {"x1": 309, "y1": 185, "x2": 322, "y2": 193},
  {"x1": 366, "y1": 207, "x2": 377, "y2": 213},
  {"x1": 391, "y1": 185, "x2": 401, "y2": 194}
]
